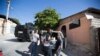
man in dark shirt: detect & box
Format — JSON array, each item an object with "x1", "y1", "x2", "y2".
[{"x1": 53, "y1": 33, "x2": 62, "y2": 56}]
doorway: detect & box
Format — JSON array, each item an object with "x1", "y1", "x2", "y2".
[
  {"x1": 61, "y1": 25, "x2": 67, "y2": 49},
  {"x1": 61, "y1": 25, "x2": 67, "y2": 37},
  {"x1": 95, "y1": 28, "x2": 100, "y2": 56}
]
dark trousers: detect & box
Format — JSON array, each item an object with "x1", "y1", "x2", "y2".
[
  {"x1": 43, "y1": 46, "x2": 52, "y2": 56},
  {"x1": 31, "y1": 42, "x2": 37, "y2": 56}
]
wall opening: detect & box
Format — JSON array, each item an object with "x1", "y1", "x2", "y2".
[
  {"x1": 61, "y1": 25, "x2": 67, "y2": 49},
  {"x1": 61, "y1": 25, "x2": 67, "y2": 37},
  {"x1": 95, "y1": 28, "x2": 100, "y2": 56}
]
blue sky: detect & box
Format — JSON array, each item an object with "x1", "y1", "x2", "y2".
[{"x1": 0, "y1": 0, "x2": 100, "y2": 24}]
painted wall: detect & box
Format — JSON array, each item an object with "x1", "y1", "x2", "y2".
[
  {"x1": 57, "y1": 14, "x2": 92, "y2": 48},
  {"x1": 57, "y1": 11, "x2": 100, "y2": 56},
  {"x1": 67, "y1": 17, "x2": 91, "y2": 45}
]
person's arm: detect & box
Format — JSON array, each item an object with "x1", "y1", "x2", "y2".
[
  {"x1": 37, "y1": 34, "x2": 40, "y2": 45},
  {"x1": 57, "y1": 45, "x2": 61, "y2": 51},
  {"x1": 56, "y1": 39, "x2": 62, "y2": 52},
  {"x1": 37, "y1": 39, "x2": 40, "y2": 45},
  {"x1": 55, "y1": 44, "x2": 61, "y2": 53}
]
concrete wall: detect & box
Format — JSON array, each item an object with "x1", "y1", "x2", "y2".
[
  {"x1": 0, "y1": 18, "x2": 4, "y2": 35},
  {"x1": 68, "y1": 17, "x2": 91, "y2": 45},
  {"x1": 0, "y1": 18, "x2": 17, "y2": 36},
  {"x1": 58, "y1": 15, "x2": 91, "y2": 46}
]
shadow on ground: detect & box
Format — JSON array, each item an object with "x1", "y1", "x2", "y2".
[
  {"x1": 6, "y1": 39, "x2": 20, "y2": 42},
  {"x1": 15, "y1": 50, "x2": 30, "y2": 56}
]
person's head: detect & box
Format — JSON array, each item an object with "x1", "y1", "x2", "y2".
[
  {"x1": 34, "y1": 29, "x2": 38, "y2": 33},
  {"x1": 46, "y1": 28, "x2": 50, "y2": 33},
  {"x1": 46, "y1": 24, "x2": 51, "y2": 32},
  {"x1": 32, "y1": 30, "x2": 34, "y2": 34},
  {"x1": 40, "y1": 30, "x2": 43, "y2": 35},
  {"x1": 52, "y1": 33, "x2": 58, "y2": 39},
  {"x1": 30, "y1": 31, "x2": 32, "y2": 34}
]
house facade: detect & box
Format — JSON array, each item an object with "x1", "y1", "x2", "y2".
[
  {"x1": 57, "y1": 8, "x2": 100, "y2": 56},
  {"x1": 0, "y1": 14, "x2": 18, "y2": 36}
]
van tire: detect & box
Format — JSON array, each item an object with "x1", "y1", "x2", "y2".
[{"x1": 17, "y1": 39, "x2": 23, "y2": 42}]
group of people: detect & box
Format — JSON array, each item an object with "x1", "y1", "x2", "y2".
[{"x1": 28, "y1": 28, "x2": 63, "y2": 56}]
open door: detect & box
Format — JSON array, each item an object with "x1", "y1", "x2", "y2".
[{"x1": 96, "y1": 28, "x2": 100, "y2": 56}]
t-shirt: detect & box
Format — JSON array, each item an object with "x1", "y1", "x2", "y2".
[
  {"x1": 55, "y1": 39, "x2": 61, "y2": 50},
  {"x1": 43, "y1": 32, "x2": 51, "y2": 46},
  {"x1": 32, "y1": 33, "x2": 39, "y2": 42}
]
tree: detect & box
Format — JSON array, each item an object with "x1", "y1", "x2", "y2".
[
  {"x1": 12, "y1": 18, "x2": 20, "y2": 25},
  {"x1": 34, "y1": 8, "x2": 60, "y2": 30}
]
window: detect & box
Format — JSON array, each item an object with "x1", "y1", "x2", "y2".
[{"x1": 69, "y1": 19, "x2": 80, "y2": 29}]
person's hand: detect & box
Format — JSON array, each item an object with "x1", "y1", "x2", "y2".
[
  {"x1": 23, "y1": 51, "x2": 29, "y2": 53},
  {"x1": 37, "y1": 40, "x2": 40, "y2": 45}
]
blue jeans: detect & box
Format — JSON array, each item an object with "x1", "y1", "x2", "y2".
[{"x1": 31, "y1": 42, "x2": 37, "y2": 56}]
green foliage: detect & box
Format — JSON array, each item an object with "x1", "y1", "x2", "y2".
[
  {"x1": 34, "y1": 8, "x2": 60, "y2": 30},
  {"x1": 13, "y1": 18, "x2": 20, "y2": 25}
]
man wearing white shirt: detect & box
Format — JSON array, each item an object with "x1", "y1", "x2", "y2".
[{"x1": 31, "y1": 29, "x2": 40, "y2": 56}]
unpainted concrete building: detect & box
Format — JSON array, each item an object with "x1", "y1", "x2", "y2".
[{"x1": 0, "y1": 14, "x2": 19, "y2": 36}]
